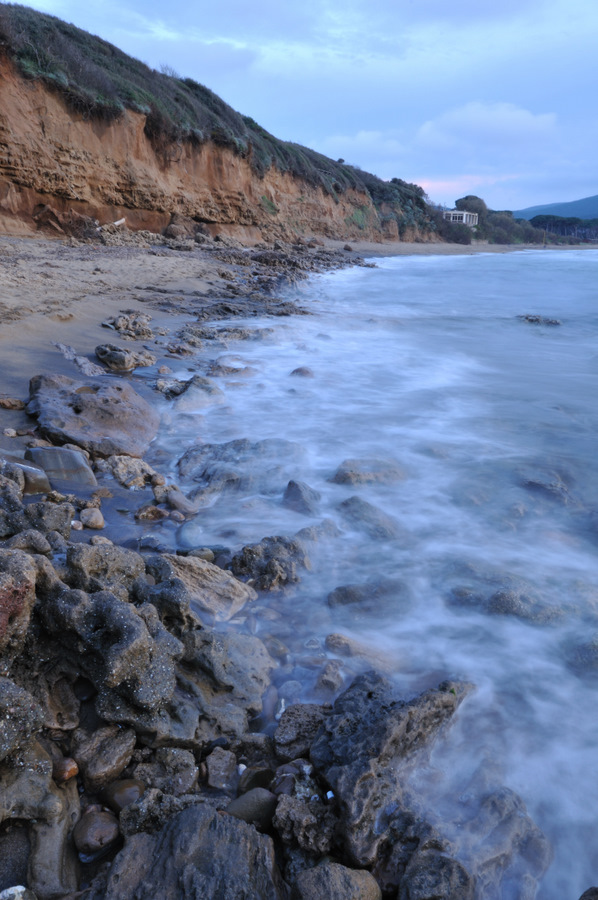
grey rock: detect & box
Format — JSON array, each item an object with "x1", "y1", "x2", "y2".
[
  {"x1": 293, "y1": 862, "x2": 382, "y2": 900},
  {"x1": 275, "y1": 704, "x2": 328, "y2": 762},
  {"x1": 98, "y1": 804, "x2": 287, "y2": 898},
  {"x1": 72, "y1": 808, "x2": 120, "y2": 856},
  {"x1": 25, "y1": 446, "x2": 97, "y2": 489},
  {"x1": 71, "y1": 725, "x2": 137, "y2": 792},
  {"x1": 172, "y1": 374, "x2": 225, "y2": 411},
  {"x1": 0, "y1": 452, "x2": 51, "y2": 494},
  {"x1": 0, "y1": 550, "x2": 38, "y2": 660},
  {"x1": 155, "y1": 553, "x2": 257, "y2": 621},
  {"x1": 134, "y1": 748, "x2": 198, "y2": 797},
  {"x1": 398, "y1": 852, "x2": 474, "y2": 900},
  {"x1": 65, "y1": 543, "x2": 145, "y2": 598},
  {"x1": 274, "y1": 793, "x2": 336, "y2": 855},
  {"x1": 330, "y1": 457, "x2": 405, "y2": 486},
  {"x1": 226, "y1": 788, "x2": 279, "y2": 831},
  {"x1": 231, "y1": 536, "x2": 311, "y2": 591},
  {"x1": 95, "y1": 343, "x2": 156, "y2": 372},
  {"x1": 206, "y1": 747, "x2": 238, "y2": 792},
  {"x1": 282, "y1": 480, "x2": 321, "y2": 516},
  {"x1": 0, "y1": 680, "x2": 44, "y2": 763},
  {"x1": 3, "y1": 530, "x2": 52, "y2": 555},
  {"x1": 337, "y1": 496, "x2": 401, "y2": 540},
  {"x1": 96, "y1": 455, "x2": 157, "y2": 489},
  {"x1": 27, "y1": 374, "x2": 160, "y2": 458},
  {"x1": 24, "y1": 501, "x2": 74, "y2": 539}
]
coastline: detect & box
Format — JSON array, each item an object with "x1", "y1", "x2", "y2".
[{"x1": 0, "y1": 230, "x2": 583, "y2": 898}]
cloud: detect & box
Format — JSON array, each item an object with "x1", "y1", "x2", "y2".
[{"x1": 417, "y1": 102, "x2": 557, "y2": 151}]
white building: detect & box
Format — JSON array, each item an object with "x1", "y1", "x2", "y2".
[{"x1": 443, "y1": 209, "x2": 479, "y2": 227}]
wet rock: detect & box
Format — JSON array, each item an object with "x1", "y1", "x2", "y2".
[
  {"x1": 293, "y1": 861, "x2": 381, "y2": 900},
  {"x1": 172, "y1": 374, "x2": 226, "y2": 410},
  {"x1": 327, "y1": 577, "x2": 410, "y2": 617},
  {"x1": 133, "y1": 748, "x2": 198, "y2": 796},
  {"x1": 206, "y1": 747, "x2": 238, "y2": 792},
  {"x1": 315, "y1": 660, "x2": 344, "y2": 696},
  {"x1": 330, "y1": 457, "x2": 405, "y2": 486},
  {"x1": 80, "y1": 508, "x2": 105, "y2": 529},
  {"x1": 274, "y1": 793, "x2": 336, "y2": 855},
  {"x1": 95, "y1": 455, "x2": 157, "y2": 489},
  {"x1": 102, "y1": 313, "x2": 153, "y2": 339},
  {"x1": 27, "y1": 374, "x2": 160, "y2": 458},
  {"x1": 446, "y1": 568, "x2": 560, "y2": 624},
  {"x1": 72, "y1": 807, "x2": 120, "y2": 856},
  {"x1": 52, "y1": 757, "x2": 78, "y2": 784},
  {"x1": 0, "y1": 886, "x2": 38, "y2": 900},
  {"x1": 517, "y1": 314, "x2": 561, "y2": 325},
  {"x1": 102, "y1": 779, "x2": 145, "y2": 813},
  {"x1": 65, "y1": 543, "x2": 145, "y2": 597},
  {"x1": 275, "y1": 704, "x2": 329, "y2": 762},
  {"x1": 98, "y1": 804, "x2": 287, "y2": 898},
  {"x1": 71, "y1": 725, "x2": 137, "y2": 792},
  {"x1": 579, "y1": 890, "x2": 598, "y2": 900},
  {"x1": 337, "y1": 496, "x2": 402, "y2": 540},
  {"x1": 0, "y1": 680, "x2": 44, "y2": 762},
  {"x1": 0, "y1": 550, "x2": 38, "y2": 661},
  {"x1": 310, "y1": 673, "x2": 472, "y2": 866},
  {"x1": 178, "y1": 438, "x2": 304, "y2": 502},
  {"x1": 24, "y1": 446, "x2": 97, "y2": 489},
  {"x1": 231, "y1": 536, "x2": 311, "y2": 591},
  {"x1": 95, "y1": 343, "x2": 156, "y2": 372},
  {"x1": 398, "y1": 852, "x2": 475, "y2": 900},
  {"x1": 0, "y1": 743, "x2": 79, "y2": 898},
  {"x1": 0, "y1": 453, "x2": 50, "y2": 494},
  {"x1": 226, "y1": 788, "x2": 279, "y2": 831},
  {"x1": 290, "y1": 367, "x2": 314, "y2": 377},
  {"x1": 295, "y1": 518, "x2": 342, "y2": 542},
  {"x1": 155, "y1": 553, "x2": 257, "y2": 621},
  {"x1": 238, "y1": 765, "x2": 276, "y2": 796},
  {"x1": 282, "y1": 480, "x2": 321, "y2": 516}
]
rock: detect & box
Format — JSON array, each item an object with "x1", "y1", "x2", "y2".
[
  {"x1": 0, "y1": 550, "x2": 38, "y2": 660},
  {"x1": 80, "y1": 508, "x2": 105, "y2": 529},
  {"x1": 102, "y1": 313, "x2": 153, "y2": 339},
  {"x1": 0, "y1": 680, "x2": 44, "y2": 762},
  {"x1": 282, "y1": 480, "x2": 321, "y2": 516},
  {"x1": 65, "y1": 543, "x2": 145, "y2": 597},
  {"x1": 238, "y1": 765, "x2": 276, "y2": 796},
  {"x1": 95, "y1": 455, "x2": 158, "y2": 489},
  {"x1": 3, "y1": 530, "x2": 52, "y2": 555},
  {"x1": 579, "y1": 891, "x2": 598, "y2": 900},
  {"x1": 327, "y1": 577, "x2": 410, "y2": 617},
  {"x1": 295, "y1": 518, "x2": 342, "y2": 542},
  {"x1": 330, "y1": 457, "x2": 405, "y2": 485},
  {"x1": 172, "y1": 375, "x2": 226, "y2": 411},
  {"x1": 275, "y1": 704, "x2": 329, "y2": 762},
  {"x1": 206, "y1": 747, "x2": 239, "y2": 792},
  {"x1": 97, "y1": 804, "x2": 287, "y2": 898},
  {"x1": 0, "y1": 452, "x2": 51, "y2": 494},
  {"x1": 24, "y1": 446, "x2": 97, "y2": 489},
  {"x1": 156, "y1": 553, "x2": 257, "y2": 621},
  {"x1": 27, "y1": 374, "x2": 160, "y2": 458},
  {"x1": 274, "y1": 793, "x2": 336, "y2": 855},
  {"x1": 52, "y1": 757, "x2": 78, "y2": 784},
  {"x1": 0, "y1": 398, "x2": 25, "y2": 411},
  {"x1": 337, "y1": 496, "x2": 401, "y2": 540},
  {"x1": 310, "y1": 673, "x2": 472, "y2": 867},
  {"x1": 231, "y1": 536, "x2": 311, "y2": 591},
  {"x1": 102, "y1": 779, "x2": 145, "y2": 813},
  {"x1": 290, "y1": 367, "x2": 314, "y2": 377},
  {"x1": 95, "y1": 343, "x2": 156, "y2": 372},
  {"x1": 71, "y1": 725, "x2": 137, "y2": 792},
  {"x1": 517, "y1": 314, "x2": 561, "y2": 325},
  {"x1": 293, "y1": 861, "x2": 382, "y2": 900},
  {"x1": 24, "y1": 501, "x2": 75, "y2": 539},
  {"x1": 398, "y1": 852, "x2": 475, "y2": 900},
  {"x1": 226, "y1": 788, "x2": 279, "y2": 831},
  {"x1": 52, "y1": 341, "x2": 106, "y2": 377},
  {"x1": 0, "y1": 887, "x2": 38, "y2": 900},
  {"x1": 0, "y1": 743, "x2": 79, "y2": 898},
  {"x1": 133, "y1": 748, "x2": 198, "y2": 796},
  {"x1": 72, "y1": 807, "x2": 120, "y2": 857}
]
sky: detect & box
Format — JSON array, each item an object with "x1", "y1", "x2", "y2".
[{"x1": 16, "y1": 0, "x2": 598, "y2": 210}]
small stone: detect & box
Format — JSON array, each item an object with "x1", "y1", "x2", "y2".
[
  {"x1": 52, "y1": 756, "x2": 79, "y2": 783},
  {"x1": 169, "y1": 510, "x2": 185, "y2": 523},
  {"x1": 102, "y1": 778, "x2": 145, "y2": 813},
  {"x1": 0, "y1": 888, "x2": 39, "y2": 900},
  {"x1": 206, "y1": 747, "x2": 238, "y2": 792},
  {"x1": 3, "y1": 429, "x2": 17, "y2": 438},
  {"x1": 290, "y1": 367, "x2": 314, "y2": 377},
  {"x1": 225, "y1": 788, "x2": 278, "y2": 831},
  {"x1": 71, "y1": 520, "x2": 83, "y2": 531},
  {"x1": 0, "y1": 398, "x2": 26, "y2": 410},
  {"x1": 237, "y1": 766, "x2": 275, "y2": 796},
  {"x1": 80, "y1": 508, "x2": 105, "y2": 529},
  {"x1": 72, "y1": 808, "x2": 120, "y2": 857},
  {"x1": 187, "y1": 548, "x2": 215, "y2": 562},
  {"x1": 90, "y1": 535, "x2": 112, "y2": 545},
  {"x1": 135, "y1": 504, "x2": 169, "y2": 521}
]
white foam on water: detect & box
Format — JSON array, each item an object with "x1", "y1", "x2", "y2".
[{"x1": 156, "y1": 248, "x2": 598, "y2": 897}]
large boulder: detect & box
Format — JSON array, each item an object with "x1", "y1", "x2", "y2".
[
  {"x1": 231, "y1": 536, "x2": 311, "y2": 592},
  {"x1": 150, "y1": 554, "x2": 257, "y2": 622},
  {"x1": 89, "y1": 804, "x2": 288, "y2": 899},
  {"x1": 27, "y1": 374, "x2": 160, "y2": 458}
]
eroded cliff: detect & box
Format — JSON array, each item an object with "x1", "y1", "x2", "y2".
[{"x1": 0, "y1": 56, "x2": 432, "y2": 243}]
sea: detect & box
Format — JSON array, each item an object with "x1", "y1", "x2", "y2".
[{"x1": 153, "y1": 247, "x2": 598, "y2": 898}]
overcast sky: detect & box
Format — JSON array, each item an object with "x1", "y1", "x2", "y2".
[{"x1": 19, "y1": 0, "x2": 598, "y2": 210}]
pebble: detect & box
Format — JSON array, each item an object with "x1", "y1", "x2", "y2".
[
  {"x1": 71, "y1": 520, "x2": 83, "y2": 531},
  {"x1": 225, "y1": 788, "x2": 278, "y2": 831},
  {"x1": 102, "y1": 778, "x2": 145, "y2": 813},
  {"x1": 80, "y1": 508, "x2": 105, "y2": 529},
  {"x1": 0, "y1": 398, "x2": 25, "y2": 410},
  {"x1": 0, "y1": 888, "x2": 38, "y2": 900},
  {"x1": 52, "y1": 757, "x2": 79, "y2": 783},
  {"x1": 2, "y1": 429, "x2": 17, "y2": 438},
  {"x1": 72, "y1": 808, "x2": 120, "y2": 857}
]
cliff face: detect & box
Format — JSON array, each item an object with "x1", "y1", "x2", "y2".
[{"x1": 0, "y1": 57, "x2": 420, "y2": 243}]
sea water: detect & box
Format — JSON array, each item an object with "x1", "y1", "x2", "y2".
[{"x1": 157, "y1": 248, "x2": 598, "y2": 897}]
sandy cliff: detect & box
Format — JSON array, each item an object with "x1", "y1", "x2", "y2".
[{"x1": 0, "y1": 56, "x2": 424, "y2": 243}]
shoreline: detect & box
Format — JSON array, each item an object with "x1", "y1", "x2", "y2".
[{"x1": 0, "y1": 229, "x2": 582, "y2": 898}]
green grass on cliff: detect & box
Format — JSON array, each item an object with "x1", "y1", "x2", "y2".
[{"x1": 0, "y1": 1, "x2": 429, "y2": 230}]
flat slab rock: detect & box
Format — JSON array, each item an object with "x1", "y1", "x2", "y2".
[{"x1": 27, "y1": 374, "x2": 160, "y2": 458}]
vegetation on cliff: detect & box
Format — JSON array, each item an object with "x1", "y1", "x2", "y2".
[{"x1": 0, "y1": 2, "x2": 433, "y2": 237}]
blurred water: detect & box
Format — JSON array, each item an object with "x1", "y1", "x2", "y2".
[{"x1": 157, "y1": 248, "x2": 598, "y2": 897}]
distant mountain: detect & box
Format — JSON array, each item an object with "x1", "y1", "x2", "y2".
[{"x1": 514, "y1": 195, "x2": 598, "y2": 220}]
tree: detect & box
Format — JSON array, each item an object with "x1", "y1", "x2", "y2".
[{"x1": 455, "y1": 195, "x2": 488, "y2": 222}]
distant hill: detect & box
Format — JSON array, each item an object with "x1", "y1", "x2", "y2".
[{"x1": 514, "y1": 195, "x2": 598, "y2": 220}]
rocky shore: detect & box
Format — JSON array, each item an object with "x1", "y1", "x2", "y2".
[{"x1": 0, "y1": 227, "x2": 589, "y2": 899}]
